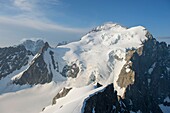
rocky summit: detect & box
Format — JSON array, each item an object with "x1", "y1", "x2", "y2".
[{"x1": 0, "y1": 23, "x2": 169, "y2": 113}]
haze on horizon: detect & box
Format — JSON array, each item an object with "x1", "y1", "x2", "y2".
[{"x1": 0, "y1": 0, "x2": 170, "y2": 47}]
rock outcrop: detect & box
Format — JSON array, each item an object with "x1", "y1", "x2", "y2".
[
  {"x1": 83, "y1": 84, "x2": 129, "y2": 113},
  {"x1": 52, "y1": 87, "x2": 72, "y2": 105},
  {"x1": 13, "y1": 42, "x2": 53, "y2": 85},
  {"x1": 121, "y1": 38, "x2": 170, "y2": 112},
  {"x1": 61, "y1": 63, "x2": 79, "y2": 78}
]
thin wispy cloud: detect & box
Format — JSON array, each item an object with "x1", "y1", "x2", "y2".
[
  {"x1": 0, "y1": 16, "x2": 90, "y2": 33},
  {"x1": 0, "y1": 21, "x2": 87, "y2": 47},
  {"x1": 12, "y1": 0, "x2": 60, "y2": 12},
  {"x1": 0, "y1": 0, "x2": 61, "y2": 17},
  {"x1": 0, "y1": 0, "x2": 94, "y2": 47},
  {"x1": 0, "y1": 15, "x2": 92, "y2": 47},
  {"x1": 13, "y1": 0, "x2": 33, "y2": 11},
  {"x1": 0, "y1": 0, "x2": 89, "y2": 32}
]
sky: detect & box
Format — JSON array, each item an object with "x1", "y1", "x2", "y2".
[{"x1": 0, "y1": 0, "x2": 170, "y2": 47}]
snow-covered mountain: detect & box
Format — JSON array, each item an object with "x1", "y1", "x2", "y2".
[
  {"x1": 21, "y1": 39, "x2": 45, "y2": 55},
  {"x1": 0, "y1": 40, "x2": 45, "y2": 94},
  {"x1": 0, "y1": 23, "x2": 170, "y2": 113}
]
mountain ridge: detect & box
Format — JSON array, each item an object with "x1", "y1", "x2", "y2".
[{"x1": 0, "y1": 23, "x2": 169, "y2": 113}]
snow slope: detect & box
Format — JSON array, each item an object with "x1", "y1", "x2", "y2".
[
  {"x1": 0, "y1": 55, "x2": 33, "y2": 94},
  {"x1": 50, "y1": 23, "x2": 148, "y2": 96},
  {"x1": 0, "y1": 82, "x2": 65, "y2": 113},
  {"x1": 41, "y1": 83, "x2": 105, "y2": 113}
]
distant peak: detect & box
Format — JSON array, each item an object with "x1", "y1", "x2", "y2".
[
  {"x1": 21, "y1": 38, "x2": 44, "y2": 43},
  {"x1": 21, "y1": 39, "x2": 45, "y2": 55}
]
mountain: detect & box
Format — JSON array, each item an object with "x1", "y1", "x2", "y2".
[
  {"x1": 0, "y1": 23, "x2": 170, "y2": 113},
  {"x1": 0, "y1": 39, "x2": 45, "y2": 94}
]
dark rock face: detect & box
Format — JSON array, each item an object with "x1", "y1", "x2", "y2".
[
  {"x1": 0, "y1": 45, "x2": 32, "y2": 79},
  {"x1": 122, "y1": 38, "x2": 170, "y2": 113},
  {"x1": 83, "y1": 84, "x2": 129, "y2": 113},
  {"x1": 49, "y1": 50, "x2": 56, "y2": 70},
  {"x1": 96, "y1": 82, "x2": 102, "y2": 88},
  {"x1": 61, "y1": 63, "x2": 79, "y2": 78},
  {"x1": 49, "y1": 50, "x2": 59, "y2": 72},
  {"x1": 13, "y1": 42, "x2": 53, "y2": 85},
  {"x1": 52, "y1": 87, "x2": 72, "y2": 105}
]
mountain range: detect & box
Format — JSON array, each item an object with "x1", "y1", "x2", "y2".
[{"x1": 0, "y1": 23, "x2": 170, "y2": 113}]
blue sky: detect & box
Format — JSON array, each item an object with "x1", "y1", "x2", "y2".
[{"x1": 0, "y1": 0, "x2": 170, "y2": 47}]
